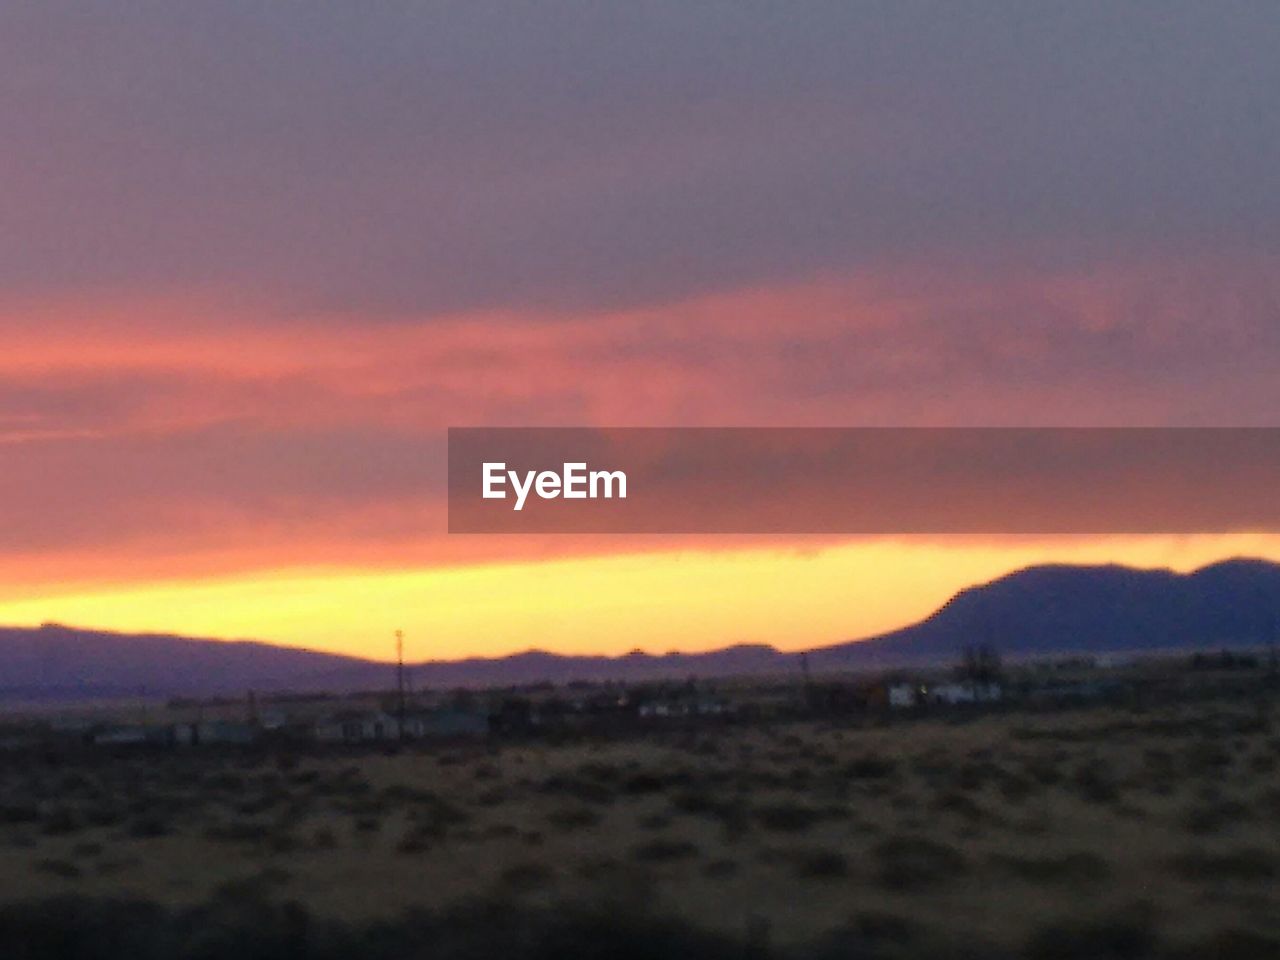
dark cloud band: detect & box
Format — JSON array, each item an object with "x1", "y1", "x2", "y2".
[{"x1": 450, "y1": 427, "x2": 1280, "y2": 533}]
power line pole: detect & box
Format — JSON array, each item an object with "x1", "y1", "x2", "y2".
[
  {"x1": 396, "y1": 629, "x2": 407, "y2": 742},
  {"x1": 800, "y1": 652, "x2": 813, "y2": 713}
]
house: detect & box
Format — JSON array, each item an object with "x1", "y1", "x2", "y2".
[
  {"x1": 0, "y1": 725, "x2": 44, "y2": 752},
  {"x1": 639, "y1": 699, "x2": 692, "y2": 719},
  {"x1": 314, "y1": 710, "x2": 399, "y2": 744},
  {"x1": 924, "y1": 681, "x2": 1002, "y2": 705},
  {"x1": 92, "y1": 724, "x2": 171, "y2": 746},
  {"x1": 638, "y1": 701, "x2": 673, "y2": 718},
  {"x1": 887, "y1": 681, "x2": 1002, "y2": 708},
  {"x1": 1094, "y1": 653, "x2": 1132, "y2": 670},
  {"x1": 312, "y1": 707, "x2": 489, "y2": 743},
  {"x1": 888, "y1": 683, "x2": 920, "y2": 708},
  {"x1": 1025, "y1": 678, "x2": 1120, "y2": 705},
  {"x1": 257, "y1": 709, "x2": 288, "y2": 731},
  {"x1": 401, "y1": 708, "x2": 489, "y2": 740},
  {"x1": 49, "y1": 716, "x2": 96, "y2": 737},
  {"x1": 694, "y1": 697, "x2": 732, "y2": 716},
  {"x1": 196, "y1": 721, "x2": 257, "y2": 745}
]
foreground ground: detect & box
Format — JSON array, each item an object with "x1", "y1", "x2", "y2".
[{"x1": 1, "y1": 686, "x2": 1278, "y2": 958}]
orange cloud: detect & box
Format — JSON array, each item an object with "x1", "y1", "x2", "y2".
[{"x1": 0, "y1": 255, "x2": 1277, "y2": 654}]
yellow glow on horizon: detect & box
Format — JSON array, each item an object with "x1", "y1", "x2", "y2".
[{"x1": 2, "y1": 535, "x2": 1279, "y2": 663}]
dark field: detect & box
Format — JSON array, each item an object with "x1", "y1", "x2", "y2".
[{"x1": 2, "y1": 678, "x2": 1279, "y2": 959}]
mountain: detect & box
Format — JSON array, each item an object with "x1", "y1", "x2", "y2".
[
  {"x1": 810, "y1": 557, "x2": 1280, "y2": 669},
  {"x1": 1, "y1": 558, "x2": 1278, "y2": 699},
  {"x1": 0, "y1": 625, "x2": 793, "y2": 700},
  {"x1": 0, "y1": 624, "x2": 391, "y2": 700},
  {"x1": 412, "y1": 643, "x2": 791, "y2": 688}
]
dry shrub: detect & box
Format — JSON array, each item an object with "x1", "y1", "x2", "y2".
[
  {"x1": 701, "y1": 858, "x2": 738, "y2": 878},
  {"x1": 1165, "y1": 928, "x2": 1280, "y2": 960},
  {"x1": 631, "y1": 838, "x2": 698, "y2": 862},
  {"x1": 1183, "y1": 797, "x2": 1250, "y2": 835},
  {"x1": 1167, "y1": 847, "x2": 1276, "y2": 883},
  {"x1": 396, "y1": 825, "x2": 433, "y2": 854},
  {"x1": 791, "y1": 849, "x2": 848, "y2": 879},
  {"x1": 1184, "y1": 741, "x2": 1233, "y2": 777},
  {"x1": 933, "y1": 789, "x2": 986, "y2": 822},
  {"x1": 1023, "y1": 907, "x2": 1156, "y2": 960},
  {"x1": 845, "y1": 755, "x2": 897, "y2": 780},
  {"x1": 754, "y1": 802, "x2": 823, "y2": 832},
  {"x1": 127, "y1": 814, "x2": 169, "y2": 839},
  {"x1": 1024, "y1": 752, "x2": 1066, "y2": 786},
  {"x1": 41, "y1": 807, "x2": 81, "y2": 836},
  {"x1": 1074, "y1": 758, "x2": 1122, "y2": 804},
  {"x1": 539, "y1": 774, "x2": 615, "y2": 805},
  {"x1": 34, "y1": 858, "x2": 82, "y2": 879},
  {"x1": 203, "y1": 819, "x2": 270, "y2": 843},
  {"x1": 990, "y1": 851, "x2": 1111, "y2": 884},
  {"x1": 546, "y1": 806, "x2": 600, "y2": 831},
  {"x1": 669, "y1": 788, "x2": 728, "y2": 818},
  {"x1": 621, "y1": 770, "x2": 674, "y2": 795},
  {"x1": 808, "y1": 910, "x2": 928, "y2": 959},
  {"x1": 498, "y1": 861, "x2": 555, "y2": 891},
  {"x1": 475, "y1": 787, "x2": 507, "y2": 807},
  {"x1": 1247, "y1": 752, "x2": 1276, "y2": 775},
  {"x1": 956, "y1": 759, "x2": 1003, "y2": 791},
  {"x1": 84, "y1": 804, "x2": 124, "y2": 828},
  {"x1": 996, "y1": 771, "x2": 1037, "y2": 803},
  {"x1": 94, "y1": 857, "x2": 134, "y2": 877},
  {"x1": 871, "y1": 835, "x2": 967, "y2": 891},
  {"x1": 0, "y1": 803, "x2": 39, "y2": 825}
]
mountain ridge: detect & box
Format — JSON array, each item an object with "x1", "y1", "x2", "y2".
[{"x1": 3, "y1": 557, "x2": 1278, "y2": 698}]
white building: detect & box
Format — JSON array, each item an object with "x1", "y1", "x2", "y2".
[
  {"x1": 314, "y1": 710, "x2": 399, "y2": 743},
  {"x1": 401, "y1": 708, "x2": 488, "y2": 739},
  {"x1": 925, "y1": 681, "x2": 1002, "y2": 705},
  {"x1": 888, "y1": 683, "x2": 920, "y2": 708},
  {"x1": 887, "y1": 681, "x2": 1002, "y2": 708}
]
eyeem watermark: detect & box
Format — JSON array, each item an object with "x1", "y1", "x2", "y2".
[
  {"x1": 449, "y1": 427, "x2": 1280, "y2": 533},
  {"x1": 482, "y1": 461, "x2": 627, "y2": 511}
]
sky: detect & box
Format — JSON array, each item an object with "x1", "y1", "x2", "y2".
[{"x1": 1, "y1": 3, "x2": 1278, "y2": 662}]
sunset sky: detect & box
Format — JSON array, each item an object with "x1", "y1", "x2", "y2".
[{"x1": 2, "y1": 4, "x2": 1279, "y2": 662}]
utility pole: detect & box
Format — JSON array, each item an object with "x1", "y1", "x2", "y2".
[
  {"x1": 1267, "y1": 613, "x2": 1279, "y2": 684},
  {"x1": 800, "y1": 652, "x2": 813, "y2": 712},
  {"x1": 396, "y1": 629, "x2": 407, "y2": 741},
  {"x1": 1272, "y1": 613, "x2": 1279, "y2": 670}
]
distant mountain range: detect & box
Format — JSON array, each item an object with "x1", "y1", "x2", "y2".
[{"x1": 2, "y1": 558, "x2": 1278, "y2": 700}]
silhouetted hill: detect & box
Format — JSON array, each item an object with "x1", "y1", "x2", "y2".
[
  {"x1": 811, "y1": 557, "x2": 1280, "y2": 669},
  {"x1": 415, "y1": 643, "x2": 790, "y2": 688},
  {"x1": 0, "y1": 624, "x2": 390, "y2": 700},
  {"x1": 2, "y1": 558, "x2": 1278, "y2": 699},
  {"x1": 0, "y1": 625, "x2": 792, "y2": 700}
]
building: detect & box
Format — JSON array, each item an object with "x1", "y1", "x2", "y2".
[
  {"x1": 924, "y1": 681, "x2": 1002, "y2": 705},
  {"x1": 887, "y1": 680, "x2": 1002, "y2": 708},
  {"x1": 401, "y1": 708, "x2": 489, "y2": 739},
  {"x1": 92, "y1": 724, "x2": 169, "y2": 746},
  {"x1": 314, "y1": 710, "x2": 399, "y2": 744},
  {"x1": 888, "y1": 683, "x2": 920, "y2": 708},
  {"x1": 187, "y1": 721, "x2": 257, "y2": 745},
  {"x1": 314, "y1": 707, "x2": 488, "y2": 743}
]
